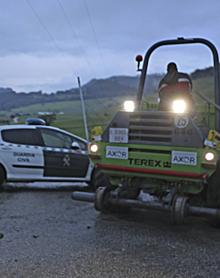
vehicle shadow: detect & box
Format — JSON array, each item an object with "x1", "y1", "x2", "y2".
[
  {"x1": 0, "y1": 182, "x2": 89, "y2": 192},
  {"x1": 94, "y1": 206, "x2": 220, "y2": 235}
]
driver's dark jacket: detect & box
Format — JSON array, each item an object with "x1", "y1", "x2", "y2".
[
  {"x1": 158, "y1": 71, "x2": 193, "y2": 111},
  {"x1": 158, "y1": 71, "x2": 192, "y2": 97}
]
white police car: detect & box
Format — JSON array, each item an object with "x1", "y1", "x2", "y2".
[{"x1": 0, "y1": 121, "x2": 93, "y2": 186}]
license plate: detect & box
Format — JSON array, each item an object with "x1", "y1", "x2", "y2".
[{"x1": 109, "y1": 128, "x2": 128, "y2": 143}]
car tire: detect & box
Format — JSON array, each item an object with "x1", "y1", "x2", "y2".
[{"x1": 0, "y1": 165, "x2": 6, "y2": 188}]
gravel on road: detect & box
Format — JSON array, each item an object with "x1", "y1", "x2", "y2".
[{"x1": 0, "y1": 189, "x2": 220, "y2": 278}]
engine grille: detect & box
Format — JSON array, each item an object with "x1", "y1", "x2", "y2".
[{"x1": 129, "y1": 112, "x2": 173, "y2": 144}]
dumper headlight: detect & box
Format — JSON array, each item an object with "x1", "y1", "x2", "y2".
[
  {"x1": 123, "y1": 100, "x2": 135, "y2": 112},
  {"x1": 205, "y1": 152, "x2": 215, "y2": 161},
  {"x1": 172, "y1": 99, "x2": 187, "y2": 114},
  {"x1": 90, "y1": 143, "x2": 99, "y2": 153}
]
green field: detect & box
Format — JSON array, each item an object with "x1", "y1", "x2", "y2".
[
  {"x1": 0, "y1": 75, "x2": 216, "y2": 139},
  {"x1": 8, "y1": 96, "x2": 133, "y2": 138}
]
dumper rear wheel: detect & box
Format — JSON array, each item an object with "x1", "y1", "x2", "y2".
[
  {"x1": 207, "y1": 173, "x2": 220, "y2": 208},
  {"x1": 207, "y1": 173, "x2": 220, "y2": 227}
]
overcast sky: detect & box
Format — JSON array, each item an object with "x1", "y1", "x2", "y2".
[{"x1": 0, "y1": 0, "x2": 220, "y2": 92}]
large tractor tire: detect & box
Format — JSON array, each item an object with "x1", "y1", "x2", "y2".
[
  {"x1": 92, "y1": 170, "x2": 119, "y2": 213},
  {"x1": 206, "y1": 171, "x2": 220, "y2": 227},
  {"x1": 119, "y1": 181, "x2": 141, "y2": 200},
  {"x1": 170, "y1": 196, "x2": 188, "y2": 225},
  {"x1": 94, "y1": 186, "x2": 111, "y2": 212},
  {"x1": 207, "y1": 172, "x2": 220, "y2": 208},
  {"x1": 90, "y1": 168, "x2": 110, "y2": 191},
  {"x1": 92, "y1": 169, "x2": 135, "y2": 213}
]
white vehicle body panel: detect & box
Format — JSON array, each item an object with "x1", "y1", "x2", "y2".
[
  {"x1": 0, "y1": 144, "x2": 44, "y2": 180},
  {"x1": 0, "y1": 125, "x2": 93, "y2": 183}
]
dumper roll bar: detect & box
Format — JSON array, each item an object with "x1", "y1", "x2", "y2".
[{"x1": 136, "y1": 37, "x2": 220, "y2": 131}]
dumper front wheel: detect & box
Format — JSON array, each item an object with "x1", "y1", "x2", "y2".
[
  {"x1": 171, "y1": 196, "x2": 188, "y2": 225},
  {"x1": 91, "y1": 169, "x2": 110, "y2": 191},
  {"x1": 94, "y1": 186, "x2": 111, "y2": 212}
]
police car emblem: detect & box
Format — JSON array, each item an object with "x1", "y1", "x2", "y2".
[{"x1": 63, "y1": 154, "x2": 71, "y2": 167}]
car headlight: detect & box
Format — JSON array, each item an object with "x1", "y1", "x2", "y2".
[
  {"x1": 204, "y1": 152, "x2": 215, "y2": 161},
  {"x1": 123, "y1": 100, "x2": 135, "y2": 112},
  {"x1": 172, "y1": 99, "x2": 187, "y2": 114},
  {"x1": 90, "y1": 143, "x2": 99, "y2": 153}
]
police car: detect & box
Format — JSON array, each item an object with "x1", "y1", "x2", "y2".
[{"x1": 0, "y1": 121, "x2": 93, "y2": 186}]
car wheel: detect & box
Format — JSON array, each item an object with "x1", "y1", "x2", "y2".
[{"x1": 0, "y1": 165, "x2": 6, "y2": 188}]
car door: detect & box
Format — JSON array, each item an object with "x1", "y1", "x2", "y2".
[
  {"x1": 0, "y1": 127, "x2": 44, "y2": 180},
  {"x1": 38, "y1": 127, "x2": 90, "y2": 180}
]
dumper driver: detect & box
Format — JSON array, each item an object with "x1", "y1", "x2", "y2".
[{"x1": 158, "y1": 62, "x2": 193, "y2": 112}]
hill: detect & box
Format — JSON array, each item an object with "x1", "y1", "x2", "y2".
[
  {"x1": 0, "y1": 66, "x2": 216, "y2": 137},
  {"x1": 0, "y1": 66, "x2": 215, "y2": 111},
  {"x1": 0, "y1": 74, "x2": 162, "y2": 111}
]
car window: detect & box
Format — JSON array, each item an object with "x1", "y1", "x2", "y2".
[
  {"x1": 39, "y1": 128, "x2": 71, "y2": 148},
  {"x1": 1, "y1": 128, "x2": 42, "y2": 146},
  {"x1": 39, "y1": 128, "x2": 84, "y2": 150},
  {"x1": 72, "y1": 137, "x2": 87, "y2": 151}
]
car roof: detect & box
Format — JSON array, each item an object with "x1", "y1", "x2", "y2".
[{"x1": 0, "y1": 125, "x2": 88, "y2": 143}]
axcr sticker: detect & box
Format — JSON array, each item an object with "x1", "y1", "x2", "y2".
[
  {"x1": 109, "y1": 128, "x2": 128, "y2": 143},
  {"x1": 106, "y1": 146, "x2": 128, "y2": 159},
  {"x1": 172, "y1": 151, "x2": 197, "y2": 166},
  {"x1": 174, "y1": 116, "x2": 189, "y2": 129}
]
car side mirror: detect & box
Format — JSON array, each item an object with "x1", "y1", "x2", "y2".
[{"x1": 71, "y1": 141, "x2": 81, "y2": 150}]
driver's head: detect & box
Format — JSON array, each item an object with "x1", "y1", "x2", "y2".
[{"x1": 167, "y1": 62, "x2": 177, "y2": 72}]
